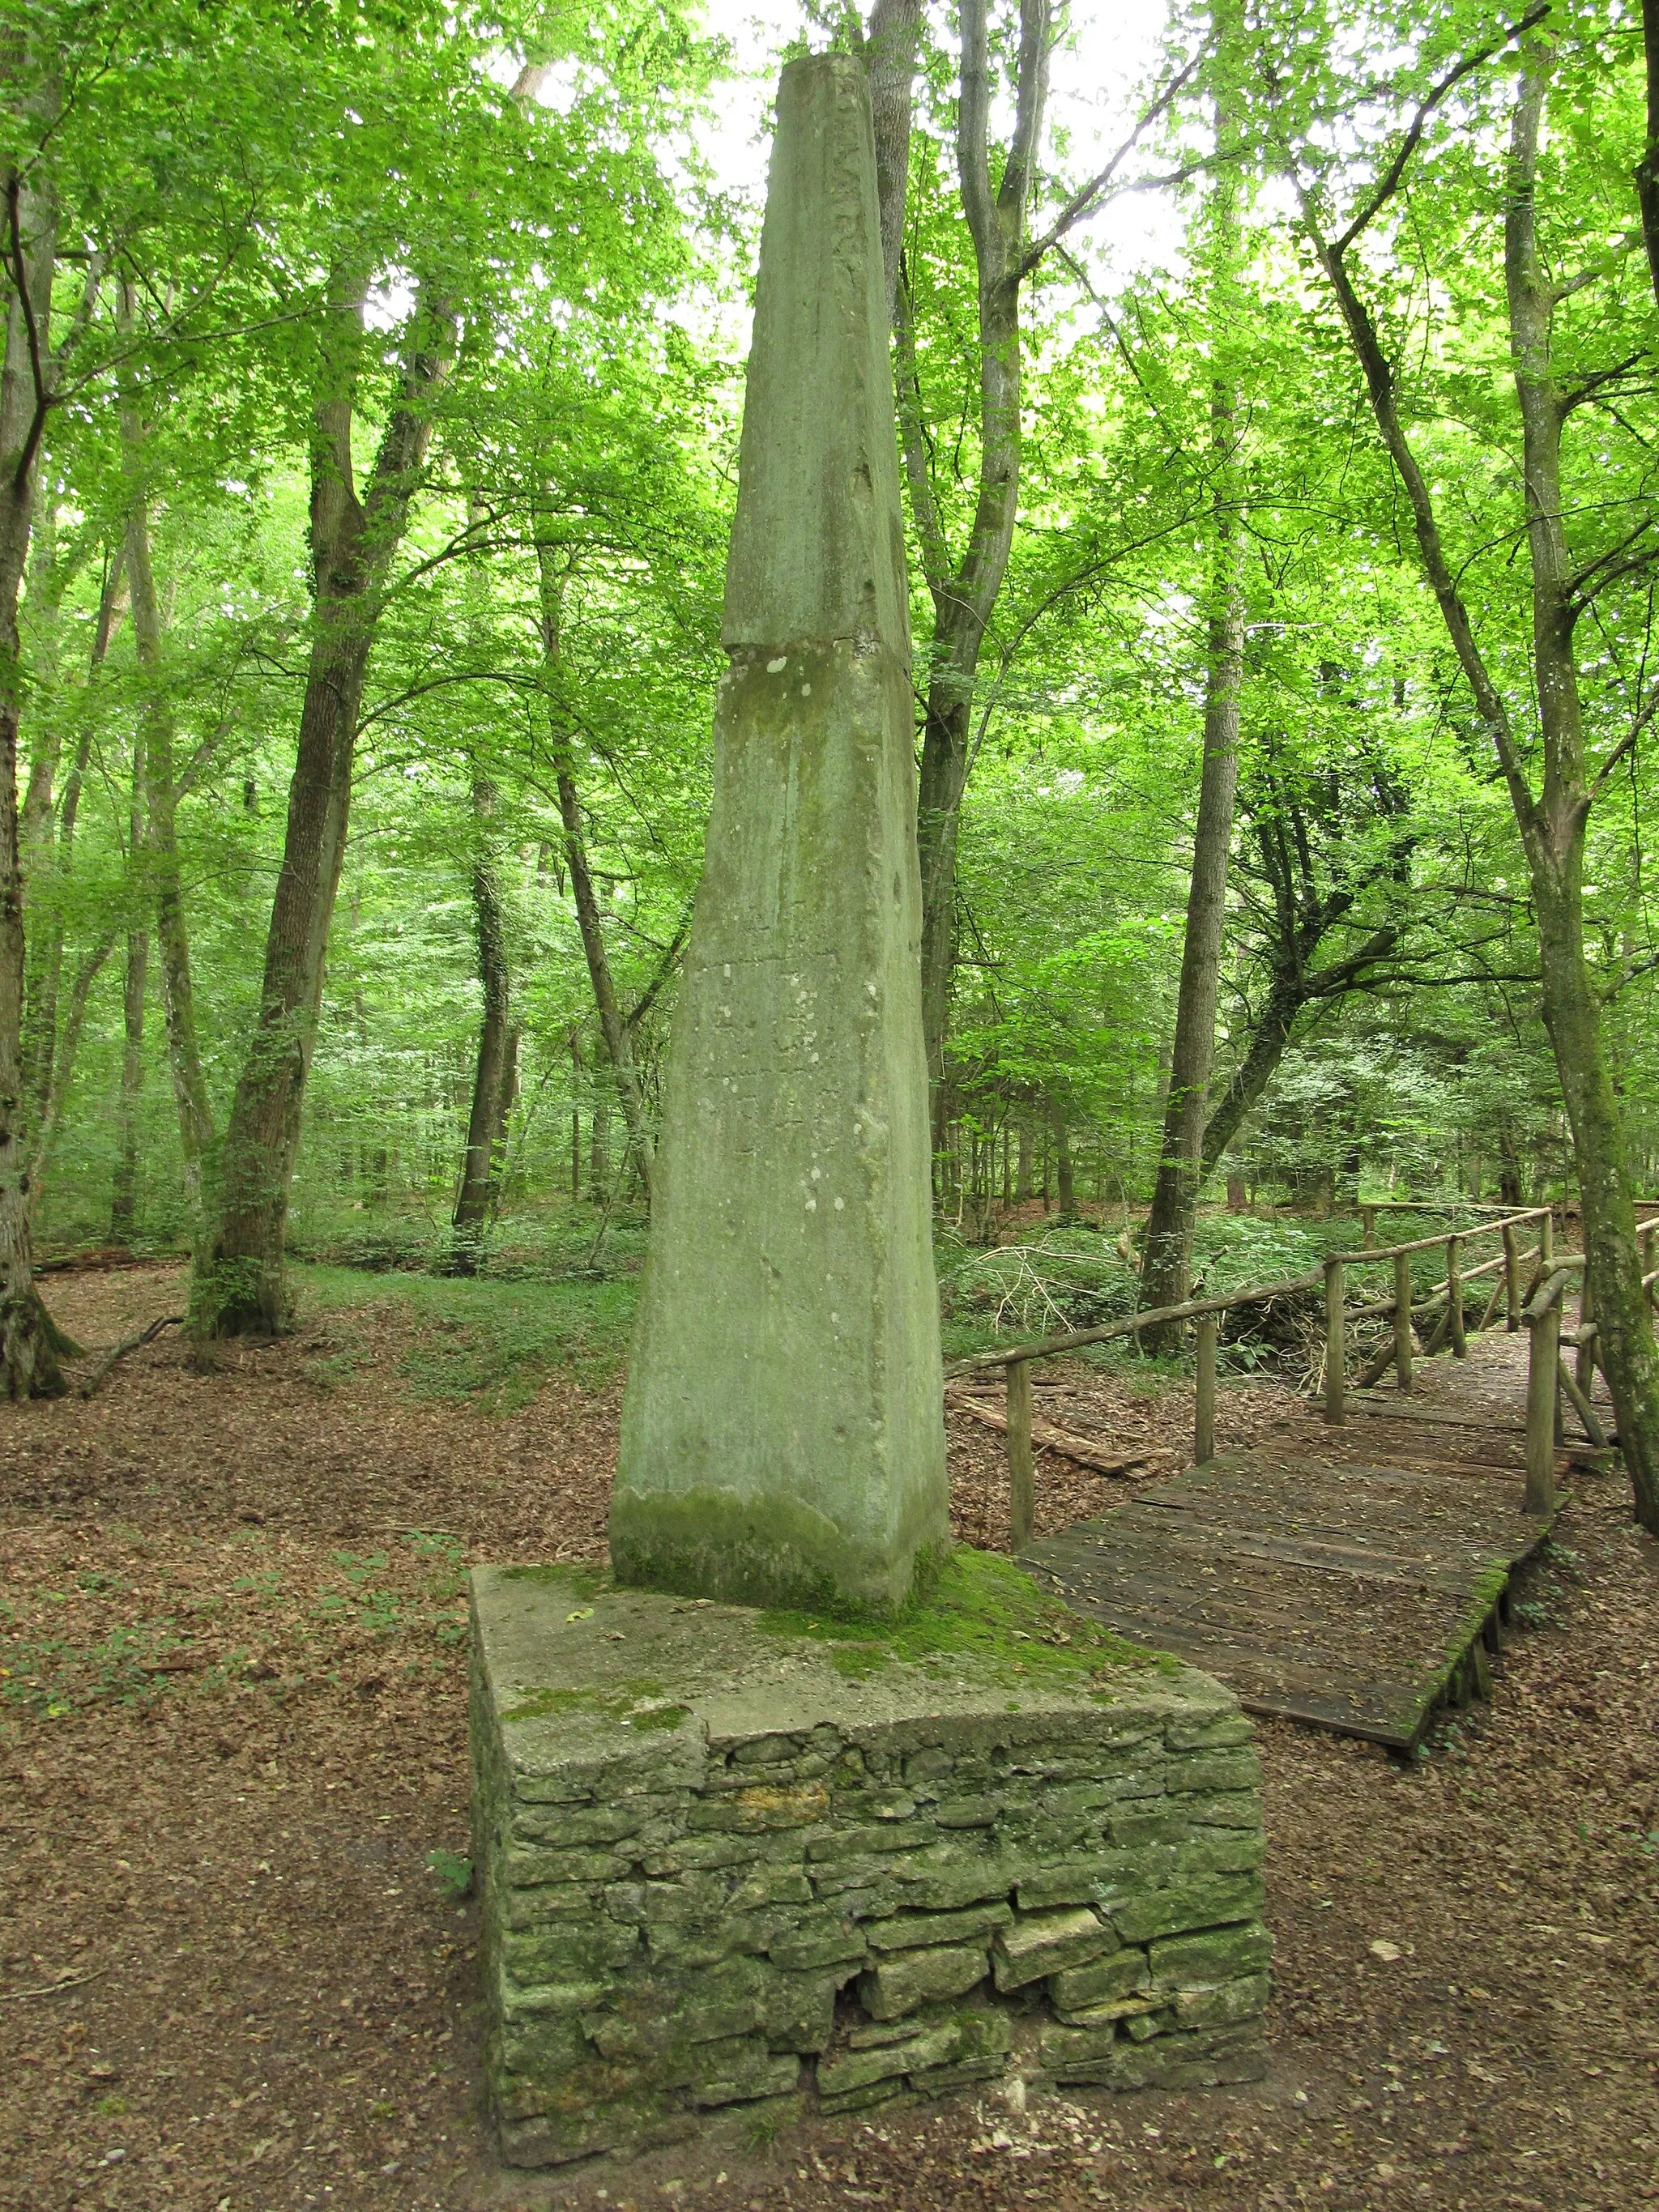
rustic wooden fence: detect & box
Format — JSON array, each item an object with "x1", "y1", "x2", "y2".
[{"x1": 945, "y1": 1202, "x2": 1659, "y2": 1545}]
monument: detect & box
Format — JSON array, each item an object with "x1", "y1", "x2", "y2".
[
  {"x1": 608, "y1": 50, "x2": 950, "y2": 1617},
  {"x1": 466, "y1": 54, "x2": 1269, "y2": 2167}
]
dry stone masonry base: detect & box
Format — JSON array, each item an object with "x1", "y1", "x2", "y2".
[{"x1": 470, "y1": 1566, "x2": 1271, "y2": 2166}]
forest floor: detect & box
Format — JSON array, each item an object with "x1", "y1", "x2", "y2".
[{"x1": 2, "y1": 1260, "x2": 1657, "y2": 2212}]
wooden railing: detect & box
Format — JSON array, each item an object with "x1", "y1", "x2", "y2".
[{"x1": 946, "y1": 1202, "x2": 1659, "y2": 1545}]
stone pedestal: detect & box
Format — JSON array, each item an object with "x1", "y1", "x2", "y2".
[
  {"x1": 471, "y1": 1562, "x2": 1270, "y2": 2166},
  {"x1": 608, "y1": 51, "x2": 949, "y2": 1616}
]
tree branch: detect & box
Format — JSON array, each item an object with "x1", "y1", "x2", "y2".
[
  {"x1": 1333, "y1": 3, "x2": 1551, "y2": 254},
  {"x1": 1019, "y1": 48, "x2": 1206, "y2": 279}
]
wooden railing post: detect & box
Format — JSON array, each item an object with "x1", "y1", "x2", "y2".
[
  {"x1": 1541, "y1": 1208, "x2": 1554, "y2": 1266},
  {"x1": 1361, "y1": 1204, "x2": 1376, "y2": 1248},
  {"x1": 1006, "y1": 1359, "x2": 1034, "y2": 1549},
  {"x1": 1447, "y1": 1235, "x2": 1466, "y2": 1357},
  {"x1": 1524, "y1": 1300, "x2": 1559, "y2": 1516},
  {"x1": 1324, "y1": 1255, "x2": 1346, "y2": 1424},
  {"x1": 1503, "y1": 1221, "x2": 1520, "y2": 1329},
  {"x1": 1392, "y1": 1251, "x2": 1414, "y2": 1392},
  {"x1": 1195, "y1": 1315, "x2": 1217, "y2": 1463}
]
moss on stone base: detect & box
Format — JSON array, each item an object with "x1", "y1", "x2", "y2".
[
  {"x1": 757, "y1": 1547, "x2": 1162, "y2": 1691},
  {"x1": 608, "y1": 1485, "x2": 951, "y2": 1621}
]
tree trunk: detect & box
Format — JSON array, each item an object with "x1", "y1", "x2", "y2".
[
  {"x1": 1308, "y1": 45, "x2": 1659, "y2": 1529},
  {"x1": 125, "y1": 466, "x2": 214, "y2": 1227},
  {"x1": 1637, "y1": 0, "x2": 1659, "y2": 311},
  {"x1": 1140, "y1": 304, "x2": 1244, "y2": 1337},
  {"x1": 534, "y1": 536, "x2": 654, "y2": 1200},
  {"x1": 20, "y1": 547, "x2": 124, "y2": 1148},
  {"x1": 865, "y1": 0, "x2": 923, "y2": 318},
  {"x1": 112, "y1": 924, "x2": 147, "y2": 1240},
  {"x1": 491, "y1": 1022, "x2": 520, "y2": 1210},
  {"x1": 0, "y1": 72, "x2": 66, "y2": 1394},
  {"x1": 450, "y1": 776, "x2": 510, "y2": 1269},
  {"x1": 198, "y1": 276, "x2": 455, "y2": 1334},
  {"x1": 19, "y1": 508, "x2": 66, "y2": 1116},
  {"x1": 1015, "y1": 1116, "x2": 1033, "y2": 1201},
  {"x1": 1503, "y1": 58, "x2": 1659, "y2": 1529},
  {"x1": 896, "y1": 0, "x2": 1052, "y2": 1139},
  {"x1": 1051, "y1": 1103, "x2": 1075, "y2": 1218}
]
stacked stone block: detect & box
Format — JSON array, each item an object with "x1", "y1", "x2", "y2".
[{"x1": 471, "y1": 1569, "x2": 1272, "y2": 2166}]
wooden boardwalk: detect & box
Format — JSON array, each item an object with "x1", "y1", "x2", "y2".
[{"x1": 1020, "y1": 1331, "x2": 1570, "y2": 1750}]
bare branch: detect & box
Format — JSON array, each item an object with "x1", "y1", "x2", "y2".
[
  {"x1": 1333, "y1": 4, "x2": 1552, "y2": 254},
  {"x1": 1588, "y1": 687, "x2": 1659, "y2": 802},
  {"x1": 5, "y1": 173, "x2": 51, "y2": 495},
  {"x1": 1000, "y1": 0, "x2": 1053, "y2": 217},
  {"x1": 1019, "y1": 49, "x2": 1205, "y2": 279}
]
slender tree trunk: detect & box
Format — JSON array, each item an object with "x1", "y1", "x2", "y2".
[
  {"x1": 1308, "y1": 45, "x2": 1659, "y2": 1529},
  {"x1": 1637, "y1": 0, "x2": 1659, "y2": 310},
  {"x1": 125, "y1": 465, "x2": 214, "y2": 1225},
  {"x1": 1015, "y1": 1117, "x2": 1033, "y2": 1201},
  {"x1": 0, "y1": 69, "x2": 65, "y2": 1394},
  {"x1": 490, "y1": 1022, "x2": 520, "y2": 1211},
  {"x1": 1141, "y1": 376, "x2": 1244, "y2": 1335},
  {"x1": 24, "y1": 932, "x2": 113, "y2": 1207},
  {"x1": 450, "y1": 777, "x2": 510, "y2": 1268},
  {"x1": 112, "y1": 926, "x2": 147, "y2": 1239},
  {"x1": 1051, "y1": 1104, "x2": 1075, "y2": 1218},
  {"x1": 198, "y1": 277, "x2": 455, "y2": 1334},
  {"x1": 19, "y1": 509, "x2": 66, "y2": 1115},
  {"x1": 866, "y1": 0, "x2": 923, "y2": 319},
  {"x1": 895, "y1": 0, "x2": 1052, "y2": 1141},
  {"x1": 534, "y1": 535, "x2": 654, "y2": 1200},
  {"x1": 1503, "y1": 58, "x2": 1659, "y2": 1529},
  {"x1": 20, "y1": 548, "x2": 122, "y2": 1144}
]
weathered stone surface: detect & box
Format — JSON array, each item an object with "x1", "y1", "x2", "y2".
[
  {"x1": 608, "y1": 49, "x2": 947, "y2": 1617},
  {"x1": 472, "y1": 1565, "x2": 1269, "y2": 2165},
  {"x1": 1168, "y1": 1746, "x2": 1262, "y2": 1793},
  {"x1": 1049, "y1": 1945, "x2": 1152, "y2": 2014},
  {"x1": 1178, "y1": 1788, "x2": 1264, "y2": 1831},
  {"x1": 858, "y1": 1944, "x2": 990, "y2": 2020},
  {"x1": 992, "y1": 1908, "x2": 1118, "y2": 1991},
  {"x1": 865, "y1": 1901, "x2": 1013, "y2": 1953},
  {"x1": 1149, "y1": 1920, "x2": 1273, "y2": 1989},
  {"x1": 1111, "y1": 1872, "x2": 1265, "y2": 1946},
  {"x1": 767, "y1": 1916, "x2": 869, "y2": 1972},
  {"x1": 1045, "y1": 2021, "x2": 1270, "y2": 2092},
  {"x1": 817, "y1": 2022, "x2": 954, "y2": 2097},
  {"x1": 1172, "y1": 1972, "x2": 1271, "y2": 2028}
]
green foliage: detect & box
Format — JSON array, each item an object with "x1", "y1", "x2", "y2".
[
  {"x1": 425, "y1": 1848, "x2": 474, "y2": 1899},
  {"x1": 13, "y1": 0, "x2": 1659, "y2": 1323}
]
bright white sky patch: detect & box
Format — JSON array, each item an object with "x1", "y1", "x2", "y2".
[{"x1": 693, "y1": 0, "x2": 1188, "y2": 280}]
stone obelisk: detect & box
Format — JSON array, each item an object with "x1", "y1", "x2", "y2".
[{"x1": 608, "y1": 53, "x2": 949, "y2": 1617}]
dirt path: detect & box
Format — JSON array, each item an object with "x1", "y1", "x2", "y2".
[{"x1": 2, "y1": 1267, "x2": 1656, "y2": 2212}]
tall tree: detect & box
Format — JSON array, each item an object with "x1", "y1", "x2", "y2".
[
  {"x1": 1140, "y1": 83, "x2": 1245, "y2": 1335},
  {"x1": 1295, "y1": 23, "x2": 1659, "y2": 1528},
  {"x1": 197, "y1": 275, "x2": 456, "y2": 1332},
  {"x1": 903, "y1": 0, "x2": 1052, "y2": 1137},
  {"x1": 0, "y1": 49, "x2": 67, "y2": 1392},
  {"x1": 450, "y1": 770, "x2": 511, "y2": 1268}
]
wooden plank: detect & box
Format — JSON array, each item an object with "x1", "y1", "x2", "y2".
[{"x1": 1021, "y1": 1345, "x2": 1559, "y2": 1747}]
